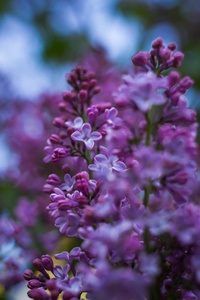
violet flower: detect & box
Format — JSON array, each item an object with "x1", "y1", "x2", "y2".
[
  {"x1": 104, "y1": 107, "x2": 122, "y2": 127},
  {"x1": 25, "y1": 40, "x2": 200, "y2": 300},
  {"x1": 88, "y1": 153, "x2": 127, "y2": 174},
  {"x1": 116, "y1": 71, "x2": 167, "y2": 112},
  {"x1": 71, "y1": 123, "x2": 102, "y2": 150},
  {"x1": 65, "y1": 117, "x2": 83, "y2": 130},
  {"x1": 59, "y1": 174, "x2": 76, "y2": 192}
]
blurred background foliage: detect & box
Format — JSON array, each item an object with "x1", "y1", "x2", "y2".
[
  {"x1": 0, "y1": 0, "x2": 200, "y2": 99},
  {"x1": 1, "y1": 0, "x2": 200, "y2": 297}
]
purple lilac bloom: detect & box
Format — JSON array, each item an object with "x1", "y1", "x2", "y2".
[
  {"x1": 89, "y1": 153, "x2": 126, "y2": 174},
  {"x1": 71, "y1": 123, "x2": 102, "y2": 150},
  {"x1": 25, "y1": 40, "x2": 200, "y2": 300},
  {"x1": 59, "y1": 174, "x2": 76, "y2": 192},
  {"x1": 104, "y1": 107, "x2": 122, "y2": 127},
  {"x1": 65, "y1": 117, "x2": 83, "y2": 129},
  {"x1": 115, "y1": 71, "x2": 167, "y2": 113}
]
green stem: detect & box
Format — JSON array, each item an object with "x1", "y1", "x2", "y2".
[
  {"x1": 82, "y1": 110, "x2": 87, "y2": 123},
  {"x1": 85, "y1": 148, "x2": 93, "y2": 178},
  {"x1": 144, "y1": 226, "x2": 150, "y2": 253},
  {"x1": 144, "y1": 185, "x2": 151, "y2": 207}
]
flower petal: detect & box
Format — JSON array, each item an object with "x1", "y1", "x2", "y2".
[
  {"x1": 82, "y1": 123, "x2": 91, "y2": 138},
  {"x1": 84, "y1": 139, "x2": 94, "y2": 150},
  {"x1": 90, "y1": 131, "x2": 102, "y2": 141},
  {"x1": 113, "y1": 161, "x2": 127, "y2": 172},
  {"x1": 71, "y1": 131, "x2": 83, "y2": 141},
  {"x1": 94, "y1": 154, "x2": 108, "y2": 164}
]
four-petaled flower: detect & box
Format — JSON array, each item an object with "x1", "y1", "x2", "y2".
[
  {"x1": 104, "y1": 107, "x2": 122, "y2": 127},
  {"x1": 89, "y1": 153, "x2": 127, "y2": 173},
  {"x1": 71, "y1": 123, "x2": 102, "y2": 150},
  {"x1": 65, "y1": 117, "x2": 83, "y2": 130},
  {"x1": 60, "y1": 174, "x2": 75, "y2": 192}
]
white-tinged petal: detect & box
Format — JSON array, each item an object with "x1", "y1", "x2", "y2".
[
  {"x1": 94, "y1": 154, "x2": 108, "y2": 164},
  {"x1": 71, "y1": 131, "x2": 83, "y2": 141},
  {"x1": 113, "y1": 161, "x2": 127, "y2": 172},
  {"x1": 82, "y1": 123, "x2": 91, "y2": 138},
  {"x1": 88, "y1": 164, "x2": 100, "y2": 171},
  {"x1": 84, "y1": 139, "x2": 94, "y2": 150},
  {"x1": 90, "y1": 131, "x2": 102, "y2": 141}
]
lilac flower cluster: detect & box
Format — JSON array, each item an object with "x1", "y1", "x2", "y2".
[{"x1": 25, "y1": 38, "x2": 200, "y2": 299}]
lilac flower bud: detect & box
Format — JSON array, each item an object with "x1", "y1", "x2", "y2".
[
  {"x1": 23, "y1": 269, "x2": 34, "y2": 281},
  {"x1": 47, "y1": 174, "x2": 62, "y2": 186},
  {"x1": 32, "y1": 259, "x2": 50, "y2": 279},
  {"x1": 52, "y1": 148, "x2": 70, "y2": 163},
  {"x1": 63, "y1": 92, "x2": 73, "y2": 102},
  {"x1": 33, "y1": 258, "x2": 44, "y2": 273},
  {"x1": 77, "y1": 194, "x2": 88, "y2": 205},
  {"x1": 28, "y1": 289, "x2": 50, "y2": 300},
  {"x1": 51, "y1": 290, "x2": 60, "y2": 300},
  {"x1": 79, "y1": 90, "x2": 88, "y2": 102},
  {"x1": 88, "y1": 71, "x2": 96, "y2": 79},
  {"x1": 93, "y1": 86, "x2": 101, "y2": 94},
  {"x1": 41, "y1": 255, "x2": 54, "y2": 272},
  {"x1": 53, "y1": 117, "x2": 66, "y2": 128},
  {"x1": 70, "y1": 72, "x2": 78, "y2": 82},
  {"x1": 168, "y1": 42, "x2": 177, "y2": 51},
  {"x1": 115, "y1": 97, "x2": 129, "y2": 109},
  {"x1": 59, "y1": 102, "x2": 67, "y2": 111},
  {"x1": 46, "y1": 279, "x2": 57, "y2": 290},
  {"x1": 92, "y1": 180, "x2": 102, "y2": 199},
  {"x1": 60, "y1": 131, "x2": 68, "y2": 139},
  {"x1": 75, "y1": 171, "x2": 90, "y2": 194},
  {"x1": 150, "y1": 49, "x2": 156, "y2": 56},
  {"x1": 62, "y1": 291, "x2": 75, "y2": 300},
  {"x1": 97, "y1": 102, "x2": 112, "y2": 113},
  {"x1": 132, "y1": 51, "x2": 150, "y2": 67},
  {"x1": 160, "y1": 48, "x2": 171, "y2": 60},
  {"x1": 89, "y1": 79, "x2": 97, "y2": 88},
  {"x1": 82, "y1": 74, "x2": 89, "y2": 81},
  {"x1": 168, "y1": 71, "x2": 180, "y2": 87},
  {"x1": 43, "y1": 183, "x2": 54, "y2": 194},
  {"x1": 179, "y1": 76, "x2": 194, "y2": 89},
  {"x1": 49, "y1": 134, "x2": 63, "y2": 145},
  {"x1": 87, "y1": 105, "x2": 99, "y2": 123},
  {"x1": 67, "y1": 127, "x2": 75, "y2": 137},
  {"x1": 57, "y1": 199, "x2": 78, "y2": 210},
  {"x1": 27, "y1": 279, "x2": 41, "y2": 289},
  {"x1": 152, "y1": 37, "x2": 163, "y2": 49},
  {"x1": 172, "y1": 51, "x2": 184, "y2": 68},
  {"x1": 75, "y1": 65, "x2": 82, "y2": 75},
  {"x1": 170, "y1": 92, "x2": 181, "y2": 106},
  {"x1": 62, "y1": 164, "x2": 71, "y2": 174},
  {"x1": 81, "y1": 81, "x2": 89, "y2": 90}
]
